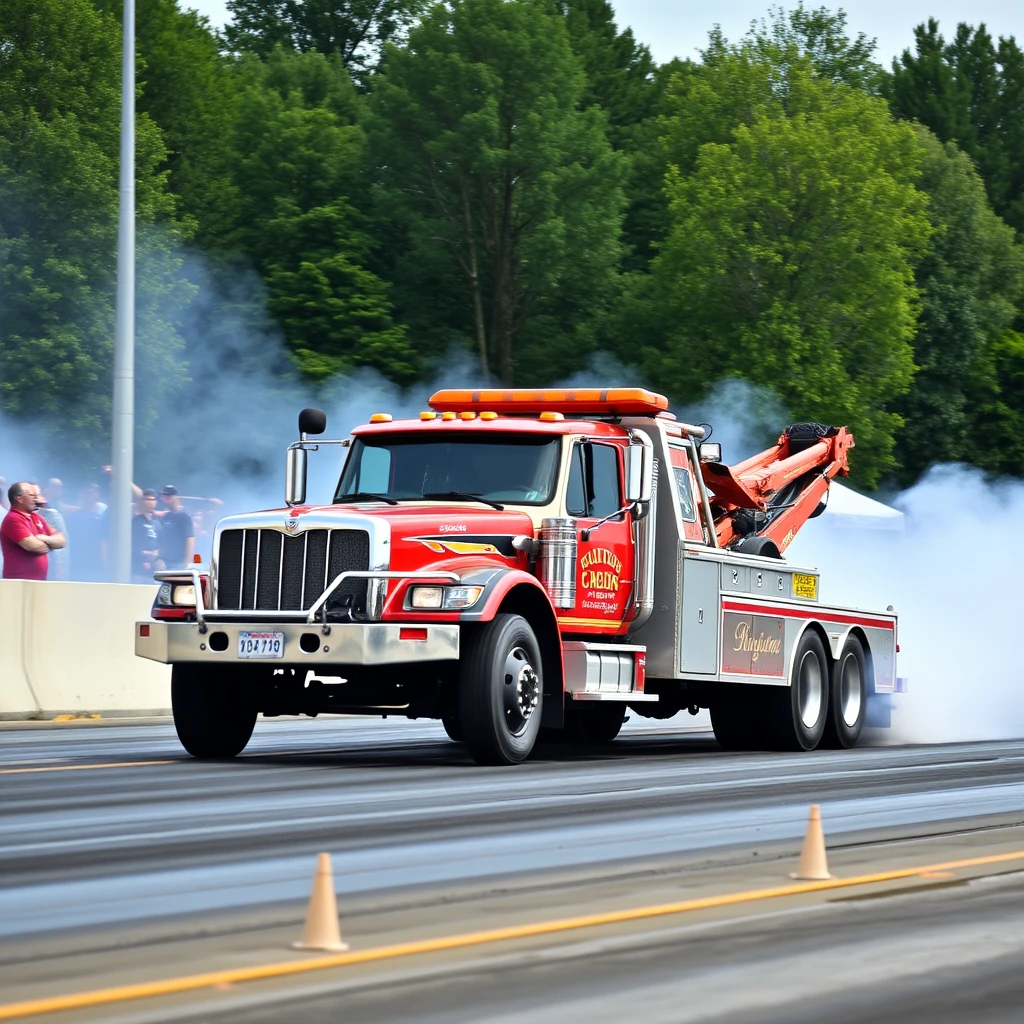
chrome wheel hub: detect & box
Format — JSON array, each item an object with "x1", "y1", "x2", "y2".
[
  {"x1": 797, "y1": 650, "x2": 823, "y2": 730},
  {"x1": 840, "y1": 652, "x2": 862, "y2": 727},
  {"x1": 503, "y1": 646, "x2": 540, "y2": 736}
]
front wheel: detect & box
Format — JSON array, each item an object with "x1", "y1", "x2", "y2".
[
  {"x1": 459, "y1": 614, "x2": 543, "y2": 765},
  {"x1": 171, "y1": 664, "x2": 257, "y2": 759}
]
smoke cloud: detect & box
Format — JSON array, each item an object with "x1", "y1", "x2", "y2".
[{"x1": 2, "y1": 243, "x2": 1020, "y2": 744}]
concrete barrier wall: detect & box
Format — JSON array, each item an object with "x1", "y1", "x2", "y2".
[{"x1": 0, "y1": 580, "x2": 170, "y2": 718}]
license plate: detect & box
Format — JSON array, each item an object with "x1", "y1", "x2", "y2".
[{"x1": 238, "y1": 631, "x2": 285, "y2": 659}]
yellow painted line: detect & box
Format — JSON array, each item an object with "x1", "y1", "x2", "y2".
[
  {"x1": 3, "y1": 848, "x2": 1024, "y2": 1020},
  {"x1": 0, "y1": 760, "x2": 178, "y2": 776}
]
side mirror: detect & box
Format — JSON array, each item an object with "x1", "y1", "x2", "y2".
[
  {"x1": 625, "y1": 439, "x2": 653, "y2": 504},
  {"x1": 699, "y1": 442, "x2": 722, "y2": 463},
  {"x1": 285, "y1": 446, "x2": 308, "y2": 506},
  {"x1": 299, "y1": 407, "x2": 327, "y2": 437}
]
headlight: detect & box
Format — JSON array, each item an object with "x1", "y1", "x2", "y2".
[
  {"x1": 410, "y1": 586, "x2": 444, "y2": 609},
  {"x1": 409, "y1": 585, "x2": 484, "y2": 610},
  {"x1": 157, "y1": 583, "x2": 196, "y2": 607}
]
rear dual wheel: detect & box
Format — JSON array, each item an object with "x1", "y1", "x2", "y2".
[{"x1": 822, "y1": 636, "x2": 867, "y2": 748}]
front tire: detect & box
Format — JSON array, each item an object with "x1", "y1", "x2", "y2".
[
  {"x1": 171, "y1": 665, "x2": 257, "y2": 759},
  {"x1": 765, "y1": 630, "x2": 829, "y2": 750},
  {"x1": 459, "y1": 614, "x2": 543, "y2": 765},
  {"x1": 821, "y1": 636, "x2": 867, "y2": 748}
]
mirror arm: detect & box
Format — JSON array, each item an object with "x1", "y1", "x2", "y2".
[{"x1": 581, "y1": 503, "x2": 637, "y2": 542}]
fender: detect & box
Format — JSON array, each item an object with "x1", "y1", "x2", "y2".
[
  {"x1": 458, "y1": 567, "x2": 553, "y2": 623},
  {"x1": 459, "y1": 567, "x2": 565, "y2": 729}
]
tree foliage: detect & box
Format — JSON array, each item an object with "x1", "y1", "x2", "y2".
[
  {"x1": 893, "y1": 127, "x2": 1024, "y2": 482},
  {"x1": 223, "y1": 0, "x2": 424, "y2": 83},
  {"x1": 642, "y1": 47, "x2": 930, "y2": 486},
  {"x1": 887, "y1": 20, "x2": 1024, "y2": 234},
  {"x1": 229, "y1": 48, "x2": 414, "y2": 383},
  {"x1": 0, "y1": 0, "x2": 186, "y2": 464},
  {"x1": 369, "y1": 0, "x2": 625, "y2": 384}
]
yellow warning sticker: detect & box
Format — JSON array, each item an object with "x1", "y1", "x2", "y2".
[{"x1": 793, "y1": 573, "x2": 818, "y2": 600}]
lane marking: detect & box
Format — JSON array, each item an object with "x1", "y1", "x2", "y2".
[
  {"x1": 2, "y1": 848, "x2": 1024, "y2": 1020},
  {"x1": 0, "y1": 760, "x2": 179, "y2": 776}
]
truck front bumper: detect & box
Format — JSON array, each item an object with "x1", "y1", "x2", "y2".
[{"x1": 136, "y1": 621, "x2": 460, "y2": 666}]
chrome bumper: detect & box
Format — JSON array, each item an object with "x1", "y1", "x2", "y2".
[{"x1": 136, "y1": 621, "x2": 460, "y2": 666}]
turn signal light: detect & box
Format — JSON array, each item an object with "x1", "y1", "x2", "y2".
[
  {"x1": 420, "y1": 411, "x2": 437, "y2": 420},
  {"x1": 479, "y1": 411, "x2": 498, "y2": 420}
]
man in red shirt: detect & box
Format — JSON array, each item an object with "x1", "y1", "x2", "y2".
[{"x1": 1, "y1": 482, "x2": 66, "y2": 580}]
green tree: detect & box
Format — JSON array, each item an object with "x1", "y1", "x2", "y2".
[
  {"x1": 223, "y1": 0, "x2": 424, "y2": 83},
  {"x1": 92, "y1": 0, "x2": 241, "y2": 250},
  {"x1": 0, "y1": 0, "x2": 187, "y2": 463},
  {"x1": 369, "y1": 0, "x2": 626, "y2": 383},
  {"x1": 887, "y1": 21, "x2": 1024, "y2": 234},
  {"x1": 641, "y1": 51, "x2": 930, "y2": 487},
  {"x1": 229, "y1": 48, "x2": 414, "y2": 382},
  {"x1": 893, "y1": 128, "x2": 1024, "y2": 483},
  {"x1": 968, "y1": 329, "x2": 1024, "y2": 476}
]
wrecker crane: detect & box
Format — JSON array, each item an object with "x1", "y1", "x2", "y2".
[{"x1": 137, "y1": 388, "x2": 898, "y2": 765}]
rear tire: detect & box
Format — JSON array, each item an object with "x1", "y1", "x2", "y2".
[
  {"x1": 764, "y1": 630, "x2": 828, "y2": 750},
  {"x1": 171, "y1": 664, "x2": 257, "y2": 759},
  {"x1": 568, "y1": 702, "x2": 626, "y2": 743},
  {"x1": 821, "y1": 636, "x2": 867, "y2": 748},
  {"x1": 459, "y1": 614, "x2": 543, "y2": 765}
]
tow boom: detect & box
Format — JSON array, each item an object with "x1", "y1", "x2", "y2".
[{"x1": 702, "y1": 423, "x2": 854, "y2": 555}]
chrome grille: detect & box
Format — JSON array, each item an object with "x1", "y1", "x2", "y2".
[{"x1": 216, "y1": 528, "x2": 370, "y2": 613}]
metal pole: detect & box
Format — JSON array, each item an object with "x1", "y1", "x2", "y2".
[{"x1": 110, "y1": 0, "x2": 135, "y2": 583}]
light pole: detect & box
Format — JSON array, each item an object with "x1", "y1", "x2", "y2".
[{"x1": 110, "y1": 0, "x2": 135, "y2": 583}]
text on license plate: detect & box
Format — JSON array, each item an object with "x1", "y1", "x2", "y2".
[{"x1": 238, "y1": 631, "x2": 285, "y2": 658}]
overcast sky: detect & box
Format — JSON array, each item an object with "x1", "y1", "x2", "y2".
[{"x1": 186, "y1": 0, "x2": 1022, "y2": 65}]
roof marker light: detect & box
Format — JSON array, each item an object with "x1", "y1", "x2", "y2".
[
  {"x1": 420, "y1": 411, "x2": 437, "y2": 421},
  {"x1": 539, "y1": 411, "x2": 564, "y2": 422},
  {"x1": 441, "y1": 411, "x2": 457, "y2": 421},
  {"x1": 459, "y1": 411, "x2": 477, "y2": 420},
  {"x1": 369, "y1": 413, "x2": 392, "y2": 423},
  {"x1": 479, "y1": 411, "x2": 498, "y2": 421}
]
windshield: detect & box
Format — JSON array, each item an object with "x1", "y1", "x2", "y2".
[{"x1": 335, "y1": 434, "x2": 562, "y2": 505}]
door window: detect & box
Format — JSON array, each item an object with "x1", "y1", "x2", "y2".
[{"x1": 567, "y1": 442, "x2": 622, "y2": 519}]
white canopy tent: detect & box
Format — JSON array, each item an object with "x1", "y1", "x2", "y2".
[{"x1": 817, "y1": 482, "x2": 904, "y2": 532}]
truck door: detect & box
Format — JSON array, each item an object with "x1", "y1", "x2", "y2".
[{"x1": 563, "y1": 440, "x2": 635, "y2": 634}]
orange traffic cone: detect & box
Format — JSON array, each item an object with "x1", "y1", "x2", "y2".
[
  {"x1": 292, "y1": 852, "x2": 350, "y2": 952},
  {"x1": 790, "y1": 804, "x2": 832, "y2": 880}
]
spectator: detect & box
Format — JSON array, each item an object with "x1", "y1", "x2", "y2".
[
  {"x1": 158, "y1": 485, "x2": 194, "y2": 568},
  {"x1": 36, "y1": 484, "x2": 69, "y2": 581},
  {"x1": 45, "y1": 477, "x2": 77, "y2": 516},
  {"x1": 1, "y1": 481, "x2": 66, "y2": 580},
  {"x1": 132, "y1": 489, "x2": 163, "y2": 583},
  {"x1": 67, "y1": 482, "x2": 109, "y2": 581}
]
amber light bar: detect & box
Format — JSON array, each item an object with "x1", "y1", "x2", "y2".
[{"x1": 428, "y1": 388, "x2": 669, "y2": 417}]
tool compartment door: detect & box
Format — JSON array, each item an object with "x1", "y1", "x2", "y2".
[{"x1": 679, "y1": 556, "x2": 719, "y2": 675}]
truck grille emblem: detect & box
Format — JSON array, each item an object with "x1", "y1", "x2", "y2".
[{"x1": 284, "y1": 519, "x2": 298, "y2": 533}]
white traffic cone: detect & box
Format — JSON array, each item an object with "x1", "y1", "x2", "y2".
[
  {"x1": 790, "y1": 804, "x2": 832, "y2": 880},
  {"x1": 292, "y1": 852, "x2": 350, "y2": 952}
]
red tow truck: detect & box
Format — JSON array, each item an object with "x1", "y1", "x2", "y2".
[{"x1": 136, "y1": 388, "x2": 899, "y2": 765}]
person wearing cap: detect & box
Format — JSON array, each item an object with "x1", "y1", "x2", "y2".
[
  {"x1": 132, "y1": 489, "x2": 164, "y2": 583},
  {"x1": 1, "y1": 482, "x2": 66, "y2": 580},
  {"x1": 158, "y1": 485, "x2": 194, "y2": 568}
]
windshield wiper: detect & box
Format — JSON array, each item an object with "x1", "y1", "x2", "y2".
[
  {"x1": 422, "y1": 491, "x2": 504, "y2": 510},
  {"x1": 335, "y1": 492, "x2": 398, "y2": 506}
]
